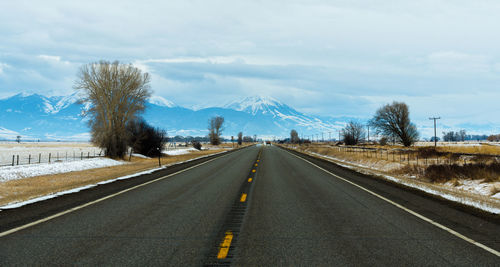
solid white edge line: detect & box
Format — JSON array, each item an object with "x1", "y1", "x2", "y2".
[
  {"x1": 285, "y1": 149, "x2": 500, "y2": 257},
  {"x1": 0, "y1": 152, "x2": 231, "y2": 238}
]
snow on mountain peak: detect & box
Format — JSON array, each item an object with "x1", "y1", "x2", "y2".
[
  {"x1": 224, "y1": 96, "x2": 285, "y2": 115},
  {"x1": 149, "y1": 96, "x2": 177, "y2": 108},
  {"x1": 50, "y1": 92, "x2": 82, "y2": 114}
]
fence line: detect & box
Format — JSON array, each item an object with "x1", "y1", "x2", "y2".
[
  {"x1": 0, "y1": 150, "x2": 104, "y2": 167},
  {"x1": 326, "y1": 145, "x2": 500, "y2": 168}
]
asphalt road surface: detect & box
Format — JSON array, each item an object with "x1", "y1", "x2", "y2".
[{"x1": 1, "y1": 145, "x2": 499, "y2": 266}]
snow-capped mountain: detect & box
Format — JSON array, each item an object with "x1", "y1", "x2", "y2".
[
  {"x1": 224, "y1": 96, "x2": 288, "y2": 116},
  {"x1": 148, "y1": 95, "x2": 177, "y2": 108},
  {"x1": 0, "y1": 93, "x2": 343, "y2": 140}
]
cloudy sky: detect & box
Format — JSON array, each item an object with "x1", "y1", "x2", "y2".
[{"x1": 1, "y1": 0, "x2": 499, "y2": 136}]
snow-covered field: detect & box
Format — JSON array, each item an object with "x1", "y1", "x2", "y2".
[
  {"x1": 415, "y1": 141, "x2": 500, "y2": 147},
  {"x1": 0, "y1": 142, "x2": 102, "y2": 166},
  {"x1": 0, "y1": 157, "x2": 124, "y2": 182}
]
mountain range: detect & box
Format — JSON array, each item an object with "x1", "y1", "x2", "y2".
[{"x1": 0, "y1": 93, "x2": 346, "y2": 141}]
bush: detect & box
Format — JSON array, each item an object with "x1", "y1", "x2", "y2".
[
  {"x1": 487, "y1": 134, "x2": 500, "y2": 142},
  {"x1": 127, "y1": 119, "x2": 167, "y2": 157},
  {"x1": 417, "y1": 147, "x2": 441, "y2": 158},
  {"x1": 379, "y1": 137, "x2": 388, "y2": 146},
  {"x1": 192, "y1": 140, "x2": 202, "y2": 150},
  {"x1": 424, "y1": 162, "x2": 500, "y2": 183}
]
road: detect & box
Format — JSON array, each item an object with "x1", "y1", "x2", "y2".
[{"x1": 1, "y1": 145, "x2": 499, "y2": 265}]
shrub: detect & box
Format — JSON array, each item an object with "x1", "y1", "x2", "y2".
[
  {"x1": 192, "y1": 140, "x2": 202, "y2": 150},
  {"x1": 417, "y1": 147, "x2": 440, "y2": 158},
  {"x1": 127, "y1": 119, "x2": 167, "y2": 157},
  {"x1": 424, "y1": 162, "x2": 500, "y2": 183},
  {"x1": 379, "y1": 137, "x2": 388, "y2": 146}
]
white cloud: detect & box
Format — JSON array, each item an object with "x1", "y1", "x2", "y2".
[
  {"x1": 0, "y1": 62, "x2": 9, "y2": 74},
  {"x1": 37, "y1": 55, "x2": 71, "y2": 65}
]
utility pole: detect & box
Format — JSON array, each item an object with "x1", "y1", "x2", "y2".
[
  {"x1": 429, "y1": 117, "x2": 441, "y2": 147},
  {"x1": 329, "y1": 132, "x2": 331, "y2": 142},
  {"x1": 367, "y1": 125, "x2": 370, "y2": 142},
  {"x1": 321, "y1": 132, "x2": 324, "y2": 142}
]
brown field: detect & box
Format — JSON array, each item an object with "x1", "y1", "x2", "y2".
[{"x1": 0, "y1": 148, "x2": 229, "y2": 206}]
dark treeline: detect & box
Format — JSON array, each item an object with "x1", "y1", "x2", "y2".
[{"x1": 442, "y1": 130, "x2": 489, "y2": 142}]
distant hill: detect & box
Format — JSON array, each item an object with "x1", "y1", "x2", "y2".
[{"x1": 0, "y1": 93, "x2": 347, "y2": 141}]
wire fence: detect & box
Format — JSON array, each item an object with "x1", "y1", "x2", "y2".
[
  {"x1": 323, "y1": 145, "x2": 500, "y2": 167},
  {"x1": 0, "y1": 150, "x2": 104, "y2": 167}
]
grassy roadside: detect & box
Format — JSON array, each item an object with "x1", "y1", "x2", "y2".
[
  {"x1": 0, "y1": 148, "x2": 233, "y2": 207},
  {"x1": 279, "y1": 144, "x2": 500, "y2": 214}
]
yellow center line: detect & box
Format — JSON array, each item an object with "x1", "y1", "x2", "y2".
[
  {"x1": 248, "y1": 178, "x2": 252, "y2": 182},
  {"x1": 257, "y1": 160, "x2": 260, "y2": 162},
  {"x1": 254, "y1": 163, "x2": 258, "y2": 166},
  {"x1": 240, "y1": 193, "x2": 247, "y2": 202},
  {"x1": 252, "y1": 169, "x2": 256, "y2": 173},
  {"x1": 217, "y1": 231, "x2": 233, "y2": 259}
]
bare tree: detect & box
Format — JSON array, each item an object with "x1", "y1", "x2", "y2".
[
  {"x1": 370, "y1": 101, "x2": 419, "y2": 147},
  {"x1": 342, "y1": 121, "x2": 365, "y2": 145},
  {"x1": 458, "y1": 129, "x2": 467, "y2": 142},
  {"x1": 208, "y1": 116, "x2": 224, "y2": 145},
  {"x1": 487, "y1": 134, "x2": 500, "y2": 142},
  {"x1": 290, "y1": 129, "x2": 300, "y2": 144},
  {"x1": 237, "y1": 132, "x2": 243, "y2": 145},
  {"x1": 16, "y1": 135, "x2": 21, "y2": 143},
  {"x1": 74, "y1": 61, "x2": 151, "y2": 158}
]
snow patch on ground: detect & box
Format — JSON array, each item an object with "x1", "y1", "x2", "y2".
[
  {"x1": 131, "y1": 153, "x2": 150, "y2": 159},
  {"x1": 163, "y1": 148, "x2": 198, "y2": 155},
  {"x1": 446, "y1": 179, "x2": 500, "y2": 198},
  {"x1": 0, "y1": 158, "x2": 124, "y2": 182}
]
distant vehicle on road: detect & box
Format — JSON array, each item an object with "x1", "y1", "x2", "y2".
[{"x1": 265, "y1": 141, "x2": 271, "y2": 145}]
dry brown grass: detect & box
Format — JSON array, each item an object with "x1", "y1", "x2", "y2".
[
  {"x1": 424, "y1": 163, "x2": 500, "y2": 183},
  {"x1": 0, "y1": 149, "x2": 226, "y2": 206},
  {"x1": 434, "y1": 145, "x2": 500, "y2": 155}
]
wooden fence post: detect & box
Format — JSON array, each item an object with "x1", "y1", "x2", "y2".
[
  {"x1": 49, "y1": 153, "x2": 51, "y2": 163},
  {"x1": 12, "y1": 155, "x2": 15, "y2": 166},
  {"x1": 28, "y1": 154, "x2": 31, "y2": 165}
]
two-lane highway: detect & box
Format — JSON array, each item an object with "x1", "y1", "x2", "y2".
[{"x1": 1, "y1": 145, "x2": 499, "y2": 265}]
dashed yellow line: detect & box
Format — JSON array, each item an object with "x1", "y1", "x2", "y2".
[
  {"x1": 240, "y1": 193, "x2": 247, "y2": 202},
  {"x1": 217, "y1": 231, "x2": 233, "y2": 259},
  {"x1": 257, "y1": 160, "x2": 260, "y2": 162},
  {"x1": 248, "y1": 178, "x2": 252, "y2": 182},
  {"x1": 254, "y1": 163, "x2": 258, "y2": 167},
  {"x1": 252, "y1": 169, "x2": 256, "y2": 173}
]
